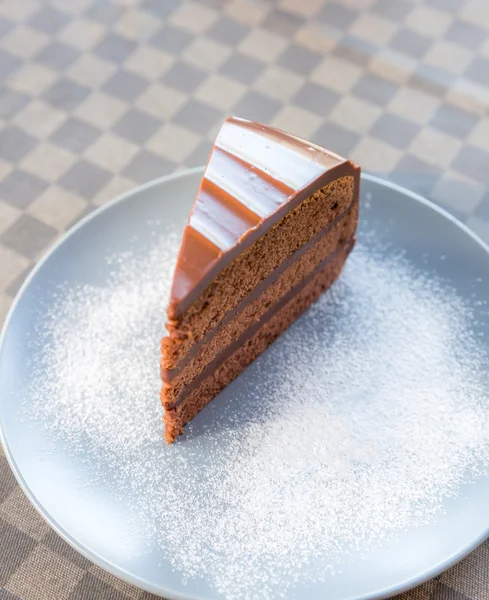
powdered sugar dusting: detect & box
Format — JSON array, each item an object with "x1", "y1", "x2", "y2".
[{"x1": 30, "y1": 226, "x2": 489, "y2": 599}]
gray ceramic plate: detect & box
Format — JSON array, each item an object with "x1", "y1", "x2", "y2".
[{"x1": 1, "y1": 169, "x2": 489, "y2": 600}]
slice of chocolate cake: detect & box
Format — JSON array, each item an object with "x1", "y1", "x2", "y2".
[{"x1": 161, "y1": 117, "x2": 360, "y2": 443}]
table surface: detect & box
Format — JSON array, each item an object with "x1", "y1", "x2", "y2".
[{"x1": 1, "y1": 0, "x2": 489, "y2": 599}]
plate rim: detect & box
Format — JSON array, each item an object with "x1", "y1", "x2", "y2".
[{"x1": 1, "y1": 169, "x2": 489, "y2": 600}]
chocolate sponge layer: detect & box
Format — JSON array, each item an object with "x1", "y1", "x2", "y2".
[
  {"x1": 161, "y1": 202, "x2": 358, "y2": 405},
  {"x1": 162, "y1": 176, "x2": 355, "y2": 370},
  {"x1": 162, "y1": 172, "x2": 359, "y2": 443},
  {"x1": 162, "y1": 240, "x2": 354, "y2": 443}
]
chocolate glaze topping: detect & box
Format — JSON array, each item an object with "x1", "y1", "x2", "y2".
[{"x1": 168, "y1": 116, "x2": 360, "y2": 319}]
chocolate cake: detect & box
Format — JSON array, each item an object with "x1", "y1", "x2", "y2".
[{"x1": 161, "y1": 117, "x2": 360, "y2": 443}]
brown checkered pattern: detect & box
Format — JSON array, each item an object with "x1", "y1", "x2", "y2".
[{"x1": 1, "y1": 0, "x2": 489, "y2": 598}]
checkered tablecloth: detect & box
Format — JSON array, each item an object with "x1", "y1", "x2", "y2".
[{"x1": 1, "y1": 0, "x2": 489, "y2": 598}]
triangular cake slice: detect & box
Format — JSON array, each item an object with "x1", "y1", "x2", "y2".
[{"x1": 161, "y1": 117, "x2": 360, "y2": 443}]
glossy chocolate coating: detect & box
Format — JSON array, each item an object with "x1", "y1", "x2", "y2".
[{"x1": 168, "y1": 116, "x2": 359, "y2": 319}]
